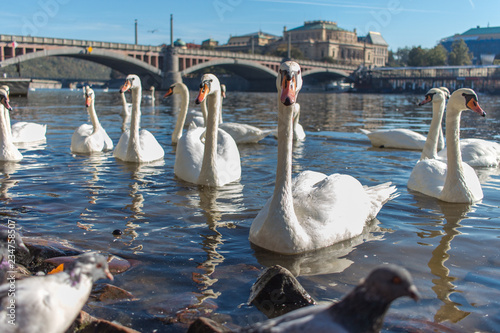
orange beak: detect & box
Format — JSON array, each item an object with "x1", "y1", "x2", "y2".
[
  {"x1": 280, "y1": 75, "x2": 296, "y2": 106},
  {"x1": 163, "y1": 87, "x2": 174, "y2": 98},
  {"x1": 1, "y1": 97, "x2": 12, "y2": 111},
  {"x1": 467, "y1": 98, "x2": 486, "y2": 117},
  {"x1": 418, "y1": 94, "x2": 432, "y2": 106},
  {"x1": 195, "y1": 83, "x2": 209, "y2": 104},
  {"x1": 120, "y1": 80, "x2": 132, "y2": 93},
  {"x1": 85, "y1": 95, "x2": 92, "y2": 107}
]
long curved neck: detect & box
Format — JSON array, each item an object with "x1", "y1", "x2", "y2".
[
  {"x1": 198, "y1": 91, "x2": 221, "y2": 186},
  {"x1": 420, "y1": 99, "x2": 445, "y2": 160},
  {"x1": 4, "y1": 107, "x2": 11, "y2": 138},
  {"x1": 120, "y1": 92, "x2": 128, "y2": 112},
  {"x1": 0, "y1": 105, "x2": 11, "y2": 143},
  {"x1": 88, "y1": 99, "x2": 101, "y2": 134},
  {"x1": 442, "y1": 106, "x2": 469, "y2": 196},
  {"x1": 128, "y1": 86, "x2": 142, "y2": 157},
  {"x1": 171, "y1": 86, "x2": 189, "y2": 144},
  {"x1": 201, "y1": 100, "x2": 208, "y2": 124}
]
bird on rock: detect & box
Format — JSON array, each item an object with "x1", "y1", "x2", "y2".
[
  {"x1": 238, "y1": 265, "x2": 420, "y2": 333},
  {"x1": 0, "y1": 252, "x2": 113, "y2": 333}
]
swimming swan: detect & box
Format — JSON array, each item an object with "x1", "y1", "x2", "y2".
[
  {"x1": 70, "y1": 86, "x2": 113, "y2": 154},
  {"x1": 249, "y1": 61, "x2": 397, "y2": 254},
  {"x1": 0, "y1": 89, "x2": 22, "y2": 161},
  {"x1": 173, "y1": 74, "x2": 241, "y2": 186},
  {"x1": 113, "y1": 75, "x2": 164, "y2": 163},
  {"x1": 407, "y1": 88, "x2": 485, "y2": 203}
]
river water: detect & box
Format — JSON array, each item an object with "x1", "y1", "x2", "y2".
[{"x1": 2, "y1": 88, "x2": 500, "y2": 332}]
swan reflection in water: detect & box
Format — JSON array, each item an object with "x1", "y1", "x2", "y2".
[
  {"x1": 252, "y1": 217, "x2": 385, "y2": 277},
  {"x1": 0, "y1": 162, "x2": 20, "y2": 202},
  {"x1": 411, "y1": 194, "x2": 474, "y2": 324}
]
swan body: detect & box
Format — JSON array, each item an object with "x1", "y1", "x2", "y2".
[
  {"x1": 0, "y1": 89, "x2": 22, "y2": 161},
  {"x1": 114, "y1": 75, "x2": 164, "y2": 163},
  {"x1": 407, "y1": 88, "x2": 485, "y2": 203},
  {"x1": 71, "y1": 87, "x2": 113, "y2": 154},
  {"x1": 249, "y1": 61, "x2": 396, "y2": 255},
  {"x1": 173, "y1": 75, "x2": 241, "y2": 186}
]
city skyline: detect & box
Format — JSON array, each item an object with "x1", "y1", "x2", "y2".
[{"x1": 3, "y1": 0, "x2": 500, "y2": 51}]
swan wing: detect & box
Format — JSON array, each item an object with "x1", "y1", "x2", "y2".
[
  {"x1": 12, "y1": 122, "x2": 47, "y2": 144},
  {"x1": 215, "y1": 129, "x2": 241, "y2": 184},
  {"x1": 174, "y1": 127, "x2": 206, "y2": 183},
  {"x1": 113, "y1": 130, "x2": 131, "y2": 160},
  {"x1": 219, "y1": 122, "x2": 272, "y2": 143},
  {"x1": 138, "y1": 129, "x2": 164, "y2": 162},
  {"x1": 407, "y1": 159, "x2": 446, "y2": 198},
  {"x1": 437, "y1": 138, "x2": 500, "y2": 167}
]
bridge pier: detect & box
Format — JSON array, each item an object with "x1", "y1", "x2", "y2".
[{"x1": 162, "y1": 46, "x2": 182, "y2": 89}]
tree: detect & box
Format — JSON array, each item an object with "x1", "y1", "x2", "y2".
[
  {"x1": 407, "y1": 46, "x2": 428, "y2": 66},
  {"x1": 448, "y1": 39, "x2": 472, "y2": 65},
  {"x1": 426, "y1": 45, "x2": 448, "y2": 66}
]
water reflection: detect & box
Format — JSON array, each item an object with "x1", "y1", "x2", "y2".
[
  {"x1": 0, "y1": 162, "x2": 20, "y2": 202},
  {"x1": 412, "y1": 194, "x2": 473, "y2": 323},
  {"x1": 252, "y1": 218, "x2": 385, "y2": 277}
]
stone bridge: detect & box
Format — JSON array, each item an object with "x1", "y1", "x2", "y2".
[{"x1": 0, "y1": 34, "x2": 358, "y2": 90}]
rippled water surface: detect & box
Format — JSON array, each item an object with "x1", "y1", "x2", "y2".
[{"x1": 2, "y1": 88, "x2": 500, "y2": 332}]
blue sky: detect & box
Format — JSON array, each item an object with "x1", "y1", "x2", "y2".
[{"x1": 3, "y1": 0, "x2": 500, "y2": 50}]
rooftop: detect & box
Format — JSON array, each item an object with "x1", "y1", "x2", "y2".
[
  {"x1": 287, "y1": 20, "x2": 347, "y2": 32},
  {"x1": 359, "y1": 31, "x2": 388, "y2": 46}
]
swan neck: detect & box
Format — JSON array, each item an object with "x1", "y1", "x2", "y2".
[
  {"x1": 198, "y1": 91, "x2": 221, "y2": 185},
  {"x1": 201, "y1": 99, "x2": 208, "y2": 123},
  {"x1": 0, "y1": 105, "x2": 11, "y2": 142},
  {"x1": 420, "y1": 99, "x2": 445, "y2": 160},
  {"x1": 128, "y1": 86, "x2": 142, "y2": 156},
  {"x1": 443, "y1": 107, "x2": 465, "y2": 187},
  {"x1": 88, "y1": 99, "x2": 101, "y2": 134},
  {"x1": 172, "y1": 86, "x2": 189, "y2": 144}
]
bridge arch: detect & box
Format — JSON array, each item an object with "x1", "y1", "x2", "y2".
[
  {"x1": 302, "y1": 67, "x2": 350, "y2": 82},
  {"x1": 182, "y1": 58, "x2": 278, "y2": 80},
  {"x1": 0, "y1": 47, "x2": 163, "y2": 85}
]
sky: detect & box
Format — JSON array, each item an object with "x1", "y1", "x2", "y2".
[{"x1": 3, "y1": 0, "x2": 500, "y2": 51}]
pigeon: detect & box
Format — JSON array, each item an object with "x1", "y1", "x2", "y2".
[
  {"x1": 238, "y1": 264, "x2": 420, "y2": 333},
  {"x1": 0, "y1": 228, "x2": 30, "y2": 283},
  {"x1": 0, "y1": 252, "x2": 113, "y2": 333}
]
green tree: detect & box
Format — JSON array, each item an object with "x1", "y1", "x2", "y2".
[
  {"x1": 448, "y1": 39, "x2": 472, "y2": 65},
  {"x1": 407, "y1": 46, "x2": 428, "y2": 66},
  {"x1": 388, "y1": 47, "x2": 411, "y2": 66},
  {"x1": 426, "y1": 44, "x2": 448, "y2": 66}
]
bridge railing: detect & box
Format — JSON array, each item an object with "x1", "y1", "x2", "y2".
[
  {"x1": 176, "y1": 48, "x2": 358, "y2": 71},
  {"x1": 1, "y1": 34, "x2": 163, "y2": 52}
]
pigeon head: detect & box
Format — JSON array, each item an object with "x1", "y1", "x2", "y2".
[{"x1": 67, "y1": 252, "x2": 113, "y2": 285}]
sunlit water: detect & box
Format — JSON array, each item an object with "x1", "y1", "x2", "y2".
[{"x1": 2, "y1": 88, "x2": 500, "y2": 332}]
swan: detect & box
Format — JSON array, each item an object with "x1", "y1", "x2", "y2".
[
  {"x1": 113, "y1": 75, "x2": 164, "y2": 163},
  {"x1": 119, "y1": 89, "x2": 132, "y2": 132},
  {"x1": 0, "y1": 89, "x2": 22, "y2": 162},
  {"x1": 407, "y1": 88, "x2": 485, "y2": 203},
  {"x1": 162, "y1": 82, "x2": 190, "y2": 144},
  {"x1": 71, "y1": 86, "x2": 113, "y2": 154},
  {"x1": 143, "y1": 85, "x2": 155, "y2": 103},
  {"x1": 359, "y1": 91, "x2": 446, "y2": 150},
  {"x1": 1, "y1": 84, "x2": 47, "y2": 145},
  {"x1": 417, "y1": 87, "x2": 447, "y2": 161},
  {"x1": 174, "y1": 74, "x2": 241, "y2": 186},
  {"x1": 436, "y1": 138, "x2": 500, "y2": 167},
  {"x1": 249, "y1": 61, "x2": 397, "y2": 255}
]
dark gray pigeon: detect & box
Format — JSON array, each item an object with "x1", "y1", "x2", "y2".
[
  {"x1": 238, "y1": 264, "x2": 420, "y2": 333},
  {"x1": 0, "y1": 252, "x2": 113, "y2": 333},
  {"x1": 0, "y1": 228, "x2": 30, "y2": 283}
]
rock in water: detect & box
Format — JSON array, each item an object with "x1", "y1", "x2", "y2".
[{"x1": 238, "y1": 265, "x2": 420, "y2": 333}]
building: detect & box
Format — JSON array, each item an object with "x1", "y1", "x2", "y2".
[
  {"x1": 201, "y1": 38, "x2": 218, "y2": 49},
  {"x1": 216, "y1": 31, "x2": 280, "y2": 53},
  {"x1": 282, "y1": 20, "x2": 389, "y2": 66},
  {"x1": 440, "y1": 26, "x2": 500, "y2": 64}
]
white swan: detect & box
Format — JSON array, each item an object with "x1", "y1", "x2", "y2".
[
  {"x1": 407, "y1": 88, "x2": 485, "y2": 203},
  {"x1": 119, "y1": 89, "x2": 132, "y2": 132},
  {"x1": 249, "y1": 61, "x2": 397, "y2": 255},
  {"x1": 162, "y1": 82, "x2": 190, "y2": 144},
  {"x1": 174, "y1": 74, "x2": 241, "y2": 186},
  {"x1": 71, "y1": 86, "x2": 113, "y2": 154},
  {"x1": 0, "y1": 89, "x2": 22, "y2": 162},
  {"x1": 113, "y1": 75, "x2": 164, "y2": 163},
  {"x1": 360, "y1": 92, "x2": 446, "y2": 150},
  {"x1": 1, "y1": 85, "x2": 47, "y2": 145},
  {"x1": 417, "y1": 87, "x2": 447, "y2": 161},
  {"x1": 437, "y1": 138, "x2": 500, "y2": 167}
]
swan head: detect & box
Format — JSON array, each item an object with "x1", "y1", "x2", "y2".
[
  {"x1": 418, "y1": 87, "x2": 445, "y2": 106},
  {"x1": 0, "y1": 88, "x2": 12, "y2": 111},
  {"x1": 120, "y1": 74, "x2": 141, "y2": 93},
  {"x1": 221, "y1": 84, "x2": 226, "y2": 98},
  {"x1": 163, "y1": 82, "x2": 187, "y2": 98},
  {"x1": 0, "y1": 85, "x2": 9, "y2": 96},
  {"x1": 277, "y1": 61, "x2": 302, "y2": 106},
  {"x1": 448, "y1": 88, "x2": 486, "y2": 117},
  {"x1": 84, "y1": 86, "x2": 94, "y2": 107},
  {"x1": 195, "y1": 74, "x2": 220, "y2": 105}
]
